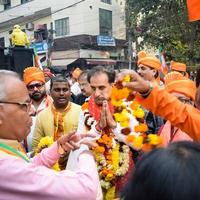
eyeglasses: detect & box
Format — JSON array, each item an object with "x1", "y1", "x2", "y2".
[
  {"x1": 27, "y1": 83, "x2": 44, "y2": 91},
  {"x1": 0, "y1": 101, "x2": 32, "y2": 112}
]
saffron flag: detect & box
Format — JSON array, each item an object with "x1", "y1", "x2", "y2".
[{"x1": 187, "y1": 0, "x2": 200, "y2": 22}]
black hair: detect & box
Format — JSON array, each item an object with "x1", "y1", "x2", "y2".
[
  {"x1": 50, "y1": 75, "x2": 69, "y2": 90},
  {"x1": 87, "y1": 66, "x2": 116, "y2": 84},
  {"x1": 196, "y1": 69, "x2": 200, "y2": 87},
  {"x1": 121, "y1": 141, "x2": 200, "y2": 200},
  {"x1": 78, "y1": 70, "x2": 90, "y2": 81}
]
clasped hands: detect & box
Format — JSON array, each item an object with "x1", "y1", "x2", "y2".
[{"x1": 97, "y1": 100, "x2": 117, "y2": 130}]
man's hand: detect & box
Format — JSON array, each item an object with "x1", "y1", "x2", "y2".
[
  {"x1": 104, "y1": 100, "x2": 117, "y2": 129},
  {"x1": 57, "y1": 132, "x2": 97, "y2": 154},
  {"x1": 99, "y1": 101, "x2": 107, "y2": 129},
  {"x1": 117, "y1": 70, "x2": 150, "y2": 93}
]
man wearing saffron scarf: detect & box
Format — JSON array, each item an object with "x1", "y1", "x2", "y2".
[
  {"x1": 159, "y1": 72, "x2": 195, "y2": 146},
  {"x1": 23, "y1": 67, "x2": 53, "y2": 152},
  {"x1": 32, "y1": 75, "x2": 81, "y2": 154},
  {"x1": 0, "y1": 70, "x2": 99, "y2": 200},
  {"x1": 72, "y1": 66, "x2": 135, "y2": 199}
]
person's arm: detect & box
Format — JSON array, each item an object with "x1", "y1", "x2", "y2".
[
  {"x1": 118, "y1": 70, "x2": 200, "y2": 142},
  {"x1": 136, "y1": 86, "x2": 200, "y2": 142},
  {"x1": 31, "y1": 142, "x2": 60, "y2": 167},
  {"x1": 0, "y1": 151, "x2": 98, "y2": 200}
]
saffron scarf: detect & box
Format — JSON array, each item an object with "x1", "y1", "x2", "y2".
[
  {"x1": 51, "y1": 102, "x2": 72, "y2": 141},
  {"x1": 88, "y1": 95, "x2": 114, "y2": 121}
]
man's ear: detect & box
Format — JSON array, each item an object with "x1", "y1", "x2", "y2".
[{"x1": 152, "y1": 69, "x2": 157, "y2": 77}]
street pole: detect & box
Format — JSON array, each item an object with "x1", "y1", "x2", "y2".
[
  {"x1": 128, "y1": 30, "x2": 132, "y2": 69},
  {"x1": 126, "y1": 0, "x2": 132, "y2": 70}
]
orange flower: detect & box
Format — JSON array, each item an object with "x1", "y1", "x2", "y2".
[
  {"x1": 133, "y1": 136, "x2": 144, "y2": 149},
  {"x1": 134, "y1": 123, "x2": 148, "y2": 132},
  {"x1": 130, "y1": 100, "x2": 140, "y2": 110},
  {"x1": 126, "y1": 134, "x2": 135, "y2": 143},
  {"x1": 94, "y1": 146, "x2": 105, "y2": 153},
  {"x1": 111, "y1": 87, "x2": 130, "y2": 101},
  {"x1": 141, "y1": 143, "x2": 152, "y2": 152},
  {"x1": 82, "y1": 102, "x2": 89, "y2": 110}
]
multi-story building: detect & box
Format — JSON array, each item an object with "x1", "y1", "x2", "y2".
[{"x1": 0, "y1": 0, "x2": 127, "y2": 69}]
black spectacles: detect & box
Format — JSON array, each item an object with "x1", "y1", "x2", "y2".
[
  {"x1": 0, "y1": 101, "x2": 32, "y2": 112},
  {"x1": 27, "y1": 83, "x2": 44, "y2": 91}
]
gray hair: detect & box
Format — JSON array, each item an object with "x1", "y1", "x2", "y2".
[{"x1": 0, "y1": 70, "x2": 20, "y2": 101}]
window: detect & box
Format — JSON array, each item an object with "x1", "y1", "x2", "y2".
[
  {"x1": 0, "y1": 37, "x2": 5, "y2": 48},
  {"x1": 99, "y1": 8, "x2": 112, "y2": 36},
  {"x1": 55, "y1": 18, "x2": 69, "y2": 37},
  {"x1": 101, "y1": 0, "x2": 111, "y2": 4},
  {"x1": 4, "y1": 0, "x2": 11, "y2": 10},
  {"x1": 21, "y1": 0, "x2": 30, "y2": 4}
]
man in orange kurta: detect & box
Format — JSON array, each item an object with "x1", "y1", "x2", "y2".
[{"x1": 118, "y1": 70, "x2": 200, "y2": 142}]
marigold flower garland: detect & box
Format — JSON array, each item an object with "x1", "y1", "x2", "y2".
[
  {"x1": 82, "y1": 102, "x2": 130, "y2": 199},
  {"x1": 113, "y1": 75, "x2": 163, "y2": 151},
  {"x1": 82, "y1": 75, "x2": 162, "y2": 199}
]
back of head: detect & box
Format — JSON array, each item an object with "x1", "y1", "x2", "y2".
[
  {"x1": 122, "y1": 141, "x2": 200, "y2": 200},
  {"x1": 196, "y1": 69, "x2": 200, "y2": 87},
  {"x1": 0, "y1": 70, "x2": 19, "y2": 101},
  {"x1": 87, "y1": 66, "x2": 115, "y2": 84}
]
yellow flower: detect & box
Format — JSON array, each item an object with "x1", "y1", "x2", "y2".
[
  {"x1": 36, "y1": 136, "x2": 54, "y2": 154},
  {"x1": 105, "y1": 186, "x2": 116, "y2": 200},
  {"x1": 120, "y1": 120, "x2": 129, "y2": 128},
  {"x1": 133, "y1": 108, "x2": 145, "y2": 118},
  {"x1": 133, "y1": 136, "x2": 144, "y2": 149},
  {"x1": 148, "y1": 134, "x2": 162, "y2": 146},
  {"x1": 112, "y1": 143, "x2": 120, "y2": 171},
  {"x1": 114, "y1": 109, "x2": 129, "y2": 122},
  {"x1": 111, "y1": 99, "x2": 123, "y2": 107},
  {"x1": 123, "y1": 74, "x2": 131, "y2": 82},
  {"x1": 105, "y1": 173, "x2": 114, "y2": 181}
]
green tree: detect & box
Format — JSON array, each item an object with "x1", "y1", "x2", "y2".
[{"x1": 127, "y1": 0, "x2": 200, "y2": 65}]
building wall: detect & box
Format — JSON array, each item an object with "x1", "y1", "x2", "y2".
[{"x1": 0, "y1": 0, "x2": 126, "y2": 47}]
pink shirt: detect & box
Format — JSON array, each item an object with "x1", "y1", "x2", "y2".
[{"x1": 0, "y1": 141, "x2": 99, "y2": 200}]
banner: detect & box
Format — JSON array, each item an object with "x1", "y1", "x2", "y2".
[{"x1": 187, "y1": 0, "x2": 200, "y2": 22}]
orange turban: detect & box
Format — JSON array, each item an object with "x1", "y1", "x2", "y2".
[
  {"x1": 138, "y1": 51, "x2": 161, "y2": 71},
  {"x1": 165, "y1": 72, "x2": 196, "y2": 101},
  {"x1": 23, "y1": 67, "x2": 45, "y2": 86},
  {"x1": 72, "y1": 68, "x2": 82, "y2": 79},
  {"x1": 171, "y1": 61, "x2": 186, "y2": 72}
]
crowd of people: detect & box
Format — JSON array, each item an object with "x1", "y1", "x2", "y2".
[{"x1": 0, "y1": 50, "x2": 200, "y2": 200}]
